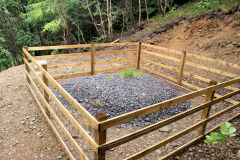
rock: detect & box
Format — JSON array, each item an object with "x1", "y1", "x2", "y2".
[
  {"x1": 57, "y1": 154, "x2": 63, "y2": 159},
  {"x1": 118, "y1": 150, "x2": 123, "y2": 154},
  {"x1": 37, "y1": 133, "x2": 44, "y2": 138},
  {"x1": 158, "y1": 126, "x2": 172, "y2": 133},
  {"x1": 175, "y1": 155, "x2": 181, "y2": 160},
  {"x1": 110, "y1": 147, "x2": 116, "y2": 151}
]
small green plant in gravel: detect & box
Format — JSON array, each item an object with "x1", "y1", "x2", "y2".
[
  {"x1": 108, "y1": 75, "x2": 115, "y2": 80},
  {"x1": 0, "y1": 96, "x2": 3, "y2": 101},
  {"x1": 120, "y1": 69, "x2": 143, "y2": 78},
  {"x1": 205, "y1": 122, "x2": 236, "y2": 144}
]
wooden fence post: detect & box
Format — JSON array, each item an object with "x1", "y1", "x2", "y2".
[
  {"x1": 177, "y1": 51, "x2": 186, "y2": 85},
  {"x1": 136, "y1": 42, "x2": 141, "y2": 69},
  {"x1": 198, "y1": 80, "x2": 217, "y2": 135},
  {"x1": 91, "y1": 43, "x2": 96, "y2": 75},
  {"x1": 94, "y1": 112, "x2": 107, "y2": 160},
  {"x1": 42, "y1": 63, "x2": 50, "y2": 116}
]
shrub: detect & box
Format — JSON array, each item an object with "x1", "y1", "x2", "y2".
[{"x1": 120, "y1": 69, "x2": 143, "y2": 79}]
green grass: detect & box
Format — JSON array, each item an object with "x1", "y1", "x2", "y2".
[
  {"x1": 120, "y1": 69, "x2": 143, "y2": 79},
  {"x1": 0, "y1": 96, "x2": 3, "y2": 101}
]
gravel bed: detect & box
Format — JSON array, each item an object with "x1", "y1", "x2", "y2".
[{"x1": 56, "y1": 74, "x2": 190, "y2": 127}]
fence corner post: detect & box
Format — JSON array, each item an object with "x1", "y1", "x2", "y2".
[
  {"x1": 91, "y1": 43, "x2": 96, "y2": 75},
  {"x1": 136, "y1": 41, "x2": 142, "y2": 69},
  {"x1": 177, "y1": 51, "x2": 186, "y2": 85},
  {"x1": 42, "y1": 63, "x2": 50, "y2": 117},
  {"x1": 198, "y1": 80, "x2": 217, "y2": 136},
  {"x1": 94, "y1": 112, "x2": 107, "y2": 160}
]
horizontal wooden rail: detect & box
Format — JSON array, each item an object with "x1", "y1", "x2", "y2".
[
  {"x1": 126, "y1": 102, "x2": 240, "y2": 159},
  {"x1": 98, "y1": 77, "x2": 240, "y2": 131},
  {"x1": 27, "y1": 83, "x2": 76, "y2": 160},
  {"x1": 24, "y1": 59, "x2": 98, "y2": 152},
  {"x1": 34, "y1": 52, "x2": 91, "y2": 60},
  {"x1": 94, "y1": 42, "x2": 138, "y2": 47},
  {"x1": 160, "y1": 113, "x2": 240, "y2": 160},
  {"x1": 95, "y1": 57, "x2": 136, "y2": 64},
  {"x1": 26, "y1": 73, "x2": 89, "y2": 159},
  {"x1": 141, "y1": 43, "x2": 181, "y2": 55},
  {"x1": 141, "y1": 49, "x2": 180, "y2": 62},
  {"x1": 23, "y1": 47, "x2": 99, "y2": 129},
  {"x1": 95, "y1": 65, "x2": 135, "y2": 74},
  {"x1": 186, "y1": 53, "x2": 240, "y2": 70},
  {"x1": 141, "y1": 58, "x2": 178, "y2": 72},
  {"x1": 99, "y1": 89, "x2": 240, "y2": 151},
  {"x1": 95, "y1": 49, "x2": 137, "y2": 55},
  {"x1": 141, "y1": 65, "x2": 177, "y2": 82},
  {"x1": 48, "y1": 62, "x2": 91, "y2": 70},
  {"x1": 185, "y1": 61, "x2": 238, "y2": 78},
  {"x1": 27, "y1": 44, "x2": 91, "y2": 51},
  {"x1": 181, "y1": 80, "x2": 239, "y2": 105},
  {"x1": 53, "y1": 71, "x2": 91, "y2": 80},
  {"x1": 142, "y1": 43, "x2": 240, "y2": 70}
]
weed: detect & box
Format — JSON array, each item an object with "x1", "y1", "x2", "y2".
[
  {"x1": 108, "y1": 75, "x2": 115, "y2": 80},
  {"x1": 205, "y1": 122, "x2": 236, "y2": 144},
  {"x1": 120, "y1": 69, "x2": 143, "y2": 79},
  {"x1": 70, "y1": 70, "x2": 75, "y2": 73},
  {"x1": 0, "y1": 96, "x2": 3, "y2": 101}
]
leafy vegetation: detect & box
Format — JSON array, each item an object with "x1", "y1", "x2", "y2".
[
  {"x1": 120, "y1": 69, "x2": 143, "y2": 78},
  {"x1": 205, "y1": 122, "x2": 236, "y2": 144},
  {"x1": 0, "y1": 96, "x2": 3, "y2": 101}
]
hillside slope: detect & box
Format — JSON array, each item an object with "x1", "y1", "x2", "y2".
[{"x1": 130, "y1": 11, "x2": 240, "y2": 63}]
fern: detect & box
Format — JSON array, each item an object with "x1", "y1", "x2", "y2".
[{"x1": 43, "y1": 18, "x2": 63, "y2": 33}]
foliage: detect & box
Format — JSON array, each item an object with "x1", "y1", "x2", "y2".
[
  {"x1": 205, "y1": 122, "x2": 236, "y2": 144},
  {"x1": 220, "y1": 122, "x2": 236, "y2": 137},
  {"x1": 0, "y1": 96, "x2": 3, "y2": 101},
  {"x1": 205, "y1": 132, "x2": 226, "y2": 144},
  {"x1": 108, "y1": 75, "x2": 115, "y2": 80},
  {"x1": 120, "y1": 69, "x2": 143, "y2": 78}
]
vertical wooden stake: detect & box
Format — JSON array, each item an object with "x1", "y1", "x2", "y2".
[
  {"x1": 94, "y1": 112, "x2": 107, "y2": 160},
  {"x1": 91, "y1": 43, "x2": 95, "y2": 75},
  {"x1": 136, "y1": 42, "x2": 142, "y2": 69},
  {"x1": 42, "y1": 64, "x2": 50, "y2": 117},
  {"x1": 198, "y1": 80, "x2": 217, "y2": 136},
  {"x1": 177, "y1": 51, "x2": 186, "y2": 85}
]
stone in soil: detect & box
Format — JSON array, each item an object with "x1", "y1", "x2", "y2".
[{"x1": 56, "y1": 74, "x2": 190, "y2": 127}]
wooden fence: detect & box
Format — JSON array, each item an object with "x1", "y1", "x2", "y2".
[{"x1": 23, "y1": 42, "x2": 240, "y2": 160}]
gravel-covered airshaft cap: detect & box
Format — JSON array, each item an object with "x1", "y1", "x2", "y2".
[{"x1": 56, "y1": 74, "x2": 190, "y2": 127}]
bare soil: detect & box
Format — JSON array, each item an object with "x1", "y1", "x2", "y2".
[{"x1": 0, "y1": 11, "x2": 240, "y2": 160}]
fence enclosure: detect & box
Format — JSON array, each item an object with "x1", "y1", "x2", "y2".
[{"x1": 23, "y1": 42, "x2": 240, "y2": 160}]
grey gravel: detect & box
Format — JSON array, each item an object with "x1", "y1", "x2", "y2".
[{"x1": 56, "y1": 74, "x2": 190, "y2": 127}]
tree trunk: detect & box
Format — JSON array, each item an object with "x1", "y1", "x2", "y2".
[
  {"x1": 60, "y1": 0, "x2": 70, "y2": 45},
  {"x1": 138, "y1": 0, "x2": 141, "y2": 27},
  {"x1": 144, "y1": 0, "x2": 149, "y2": 23},
  {"x1": 129, "y1": 0, "x2": 134, "y2": 27},
  {"x1": 96, "y1": 0, "x2": 106, "y2": 36},
  {"x1": 85, "y1": 0, "x2": 101, "y2": 36}
]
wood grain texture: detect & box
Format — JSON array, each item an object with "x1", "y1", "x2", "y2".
[{"x1": 34, "y1": 52, "x2": 91, "y2": 60}]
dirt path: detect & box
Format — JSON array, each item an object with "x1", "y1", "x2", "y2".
[{"x1": 0, "y1": 65, "x2": 66, "y2": 160}]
